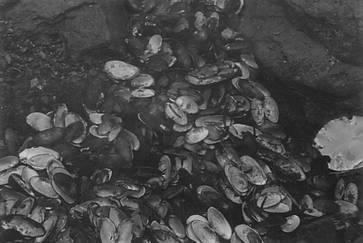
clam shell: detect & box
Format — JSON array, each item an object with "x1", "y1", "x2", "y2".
[
  {"x1": 8, "y1": 173, "x2": 35, "y2": 197},
  {"x1": 229, "y1": 124, "x2": 261, "y2": 139},
  {"x1": 53, "y1": 103, "x2": 68, "y2": 128},
  {"x1": 104, "y1": 60, "x2": 140, "y2": 80},
  {"x1": 185, "y1": 127, "x2": 209, "y2": 144},
  {"x1": 122, "y1": 129, "x2": 140, "y2": 151},
  {"x1": 231, "y1": 232, "x2": 243, "y2": 243},
  {"x1": 26, "y1": 112, "x2": 53, "y2": 131},
  {"x1": 19, "y1": 147, "x2": 60, "y2": 170},
  {"x1": 10, "y1": 196, "x2": 35, "y2": 216},
  {"x1": 21, "y1": 166, "x2": 39, "y2": 184},
  {"x1": 35, "y1": 213, "x2": 58, "y2": 243},
  {"x1": 334, "y1": 178, "x2": 345, "y2": 200},
  {"x1": 207, "y1": 207, "x2": 232, "y2": 240},
  {"x1": 186, "y1": 223, "x2": 202, "y2": 243},
  {"x1": 186, "y1": 215, "x2": 208, "y2": 225},
  {"x1": 30, "y1": 176, "x2": 59, "y2": 199},
  {"x1": 173, "y1": 122, "x2": 193, "y2": 132},
  {"x1": 165, "y1": 102, "x2": 188, "y2": 125},
  {"x1": 251, "y1": 99, "x2": 264, "y2": 126},
  {"x1": 191, "y1": 220, "x2": 220, "y2": 243},
  {"x1": 63, "y1": 112, "x2": 87, "y2": 144},
  {"x1": 89, "y1": 125, "x2": 108, "y2": 139},
  {"x1": 240, "y1": 54, "x2": 258, "y2": 69},
  {"x1": 281, "y1": 215, "x2": 300, "y2": 233},
  {"x1": 51, "y1": 172, "x2": 77, "y2": 204},
  {"x1": 234, "y1": 62, "x2": 250, "y2": 79},
  {"x1": 99, "y1": 218, "x2": 117, "y2": 243},
  {"x1": 176, "y1": 96, "x2": 199, "y2": 114},
  {"x1": 234, "y1": 224, "x2": 263, "y2": 243},
  {"x1": 264, "y1": 201, "x2": 291, "y2": 213},
  {"x1": 131, "y1": 74, "x2": 155, "y2": 88},
  {"x1": 224, "y1": 164, "x2": 249, "y2": 196},
  {"x1": 146, "y1": 34, "x2": 163, "y2": 55},
  {"x1": 0, "y1": 165, "x2": 25, "y2": 185},
  {"x1": 131, "y1": 88, "x2": 155, "y2": 98},
  {"x1": 89, "y1": 112, "x2": 104, "y2": 125},
  {"x1": 0, "y1": 156, "x2": 19, "y2": 172},
  {"x1": 335, "y1": 200, "x2": 359, "y2": 216},
  {"x1": 0, "y1": 215, "x2": 45, "y2": 237},
  {"x1": 256, "y1": 192, "x2": 283, "y2": 209},
  {"x1": 240, "y1": 156, "x2": 267, "y2": 185},
  {"x1": 264, "y1": 96, "x2": 279, "y2": 123},
  {"x1": 169, "y1": 215, "x2": 186, "y2": 238},
  {"x1": 195, "y1": 115, "x2": 232, "y2": 128},
  {"x1": 343, "y1": 182, "x2": 359, "y2": 205}
]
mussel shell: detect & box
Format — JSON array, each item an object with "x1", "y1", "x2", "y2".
[
  {"x1": 231, "y1": 79, "x2": 268, "y2": 100},
  {"x1": 51, "y1": 172, "x2": 77, "y2": 204},
  {"x1": 0, "y1": 215, "x2": 45, "y2": 237},
  {"x1": 19, "y1": 147, "x2": 60, "y2": 170},
  {"x1": 26, "y1": 112, "x2": 53, "y2": 131},
  {"x1": 234, "y1": 224, "x2": 263, "y2": 243},
  {"x1": 256, "y1": 192, "x2": 283, "y2": 209},
  {"x1": 89, "y1": 125, "x2": 108, "y2": 139},
  {"x1": 240, "y1": 54, "x2": 258, "y2": 69},
  {"x1": 224, "y1": 164, "x2": 249, "y2": 196},
  {"x1": 88, "y1": 112, "x2": 104, "y2": 125},
  {"x1": 207, "y1": 207, "x2": 232, "y2": 240},
  {"x1": 165, "y1": 102, "x2": 188, "y2": 125},
  {"x1": 146, "y1": 34, "x2": 163, "y2": 55},
  {"x1": 191, "y1": 220, "x2": 220, "y2": 243},
  {"x1": 186, "y1": 215, "x2": 209, "y2": 225},
  {"x1": 0, "y1": 156, "x2": 19, "y2": 172},
  {"x1": 104, "y1": 60, "x2": 140, "y2": 81},
  {"x1": 185, "y1": 127, "x2": 209, "y2": 144},
  {"x1": 53, "y1": 103, "x2": 68, "y2": 128},
  {"x1": 281, "y1": 215, "x2": 300, "y2": 233},
  {"x1": 30, "y1": 176, "x2": 59, "y2": 199}
]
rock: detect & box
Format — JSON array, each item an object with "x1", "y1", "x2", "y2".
[
  {"x1": 237, "y1": 0, "x2": 363, "y2": 135},
  {"x1": 284, "y1": 0, "x2": 363, "y2": 65},
  {"x1": 58, "y1": 0, "x2": 128, "y2": 53},
  {"x1": 3, "y1": 0, "x2": 128, "y2": 53},
  {"x1": 3, "y1": 0, "x2": 92, "y2": 32}
]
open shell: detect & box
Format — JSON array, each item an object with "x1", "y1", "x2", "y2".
[
  {"x1": 207, "y1": 207, "x2": 232, "y2": 240},
  {"x1": 26, "y1": 112, "x2": 53, "y2": 131},
  {"x1": 234, "y1": 224, "x2": 263, "y2": 243}
]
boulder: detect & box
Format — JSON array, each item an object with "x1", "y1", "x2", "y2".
[
  {"x1": 2, "y1": 0, "x2": 128, "y2": 53},
  {"x1": 284, "y1": 0, "x2": 363, "y2": 65},
  {"x1": 237, "y1": 0, "x2": 363, "y2": 137}
]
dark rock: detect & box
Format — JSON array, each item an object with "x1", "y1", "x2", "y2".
[
  {"x1": 3, "y1": 0, "x2": 92, "y2": 31},
  {"x1": 284, "y1": 0, "x2": 363, "y2": 65},
  {"x1": 237, "y1": 0, "x2": 363, "y2": 135},
  {"x1": 3, "y1": 0, "x2": 128, "y2": 53},
  {"x1": 58, "y1": 0, "x2": 128, "y2": 53}
]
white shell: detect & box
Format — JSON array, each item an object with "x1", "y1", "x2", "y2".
[
  {"x1": 26, "y1": 112, "x2": 53, "y2": 131},
  {"x1": 104, "y1": 60, "x2": 140, "y2": 80},
  {"x1": 314, "y1": 116, "x2": 363, "y2": 171}
]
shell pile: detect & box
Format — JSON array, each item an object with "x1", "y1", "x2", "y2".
[{"x1": 0, "y1": 0, "x2": 361, "y2": 242}]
